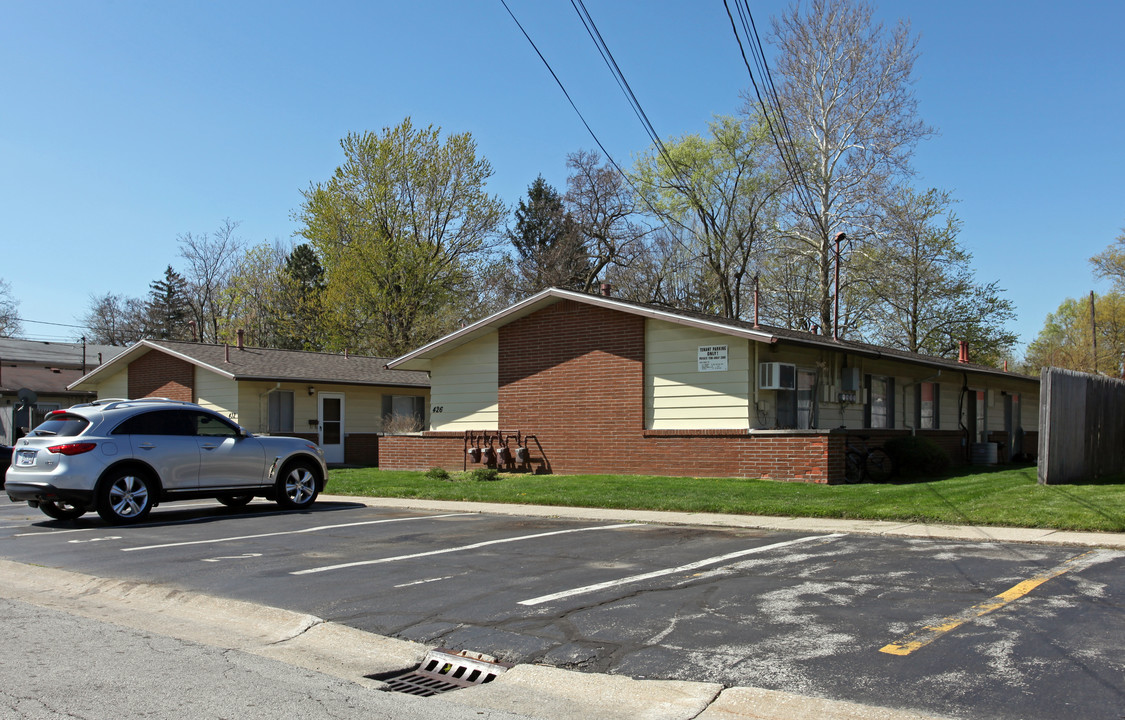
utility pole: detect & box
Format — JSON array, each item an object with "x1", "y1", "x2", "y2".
[{"x1": 1090, "y1": 291, "x2": 1097, "y2": 374}]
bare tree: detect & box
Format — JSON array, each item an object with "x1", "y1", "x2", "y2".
[
  {"x1": 632, "y1": 115, "x2": 784, "y2": 319},
  {"x1": 857, "y1": 187, "x2": 1016, "y2": 363},
  {"x1": 0, "y1": 279, "x2": 21, "y2": 337},
  {"x1": 763, "y1": 0, "x2": 933, "y2": 332},
  {"x1": 178, "y1": 218, "x2": 245, "y2": 343},
  {"x1": 565, "y1": 150, "x2": 647, "y2": 293},
  {"x1": 83, "y1": 292, "x2": 150, "y2": 345}
]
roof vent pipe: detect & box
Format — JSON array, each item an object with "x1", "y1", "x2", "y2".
[{"x1": 600, "y1": 283, "x2": 612, "y2": 297}]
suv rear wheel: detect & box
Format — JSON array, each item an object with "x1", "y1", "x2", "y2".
[{"x1": 96, "y1": 469, "x2": 154, "y2": 524}]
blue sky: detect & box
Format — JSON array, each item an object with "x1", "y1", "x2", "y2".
[{"x1": 3, "y1": 1, "x2": 1123, "y2": 354}]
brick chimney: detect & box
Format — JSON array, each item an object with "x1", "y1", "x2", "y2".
[{"x1": 958, "y1": 340, "x2": 969, "y2": 364}]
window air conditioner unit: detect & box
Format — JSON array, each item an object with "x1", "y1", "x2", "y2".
[{"x1": 759, "y1": 362, "x2": 796, "y2": 390}]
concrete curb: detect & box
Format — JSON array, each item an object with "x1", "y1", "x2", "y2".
[
  {"x1": 324, "y1": 495, "x2": 1125, "y2": 550},
  {"x1": 0, "y1": 558, "x2": 955, "y2": 720}
]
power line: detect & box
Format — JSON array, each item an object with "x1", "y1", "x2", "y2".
[
  {"x1": 568, "y1": 0, "x2": 723, "y2": 237},
  {"x1": 15, "y1": 317, "x2": 88, "y2": 331},
  {"x1": 498, "y1": 2, "x2": 632, "y2": 185},
  {"x1": 498, "y1": 0, "x2": 663, "y2": 217},
  {"x1": 723, "y1": 0, "x2": 828, "y2": 240}
]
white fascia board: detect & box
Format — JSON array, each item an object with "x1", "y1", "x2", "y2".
[
  {"x1": 387, "y1": 288, "x2": 563, "y2": 370},
  {"x1": 66, "y1": 341, "x2": 151, "y2": 390}
]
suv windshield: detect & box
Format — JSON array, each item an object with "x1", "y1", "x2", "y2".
[{"x1": 30, "y1": 413, "x2": 90, "y2": 438}]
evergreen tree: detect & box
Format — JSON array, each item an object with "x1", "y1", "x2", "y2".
[
  {"x1": 146, "y1": 265, "x2": 191, "y2": 340},
  {"x1": 508, "y1": 176, "x2": 587, "y2": 294}
]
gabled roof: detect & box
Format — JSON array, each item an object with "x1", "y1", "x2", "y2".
[
  {"x1": 1, "y1": 365, "x2": 92, "y2": 396},
  {"x1": 0, "y1": 337, "x2": 127, "y2": 369},
  {"x1": 388, "y1": 287, "x2": 1035, "y2": 383},
  {"x1": 69, "y1": 340, "x2": 430, "y2": 391}
]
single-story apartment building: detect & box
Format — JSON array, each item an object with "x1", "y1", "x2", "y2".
[
  {"x1": 69, "y1": 339, "x2": 429, "y2": 465},
  {"x1": 380, "y1": 287, "x2": 1040, "y2": 483}
]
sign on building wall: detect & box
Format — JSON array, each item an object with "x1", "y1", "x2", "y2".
[{"x1": 698, "y1": 344, "x2": 728, "y2": 372}]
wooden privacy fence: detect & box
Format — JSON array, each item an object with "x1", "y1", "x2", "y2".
[{"x1": 1038, "y1": 367, "x2": 1125, "y2": 484}]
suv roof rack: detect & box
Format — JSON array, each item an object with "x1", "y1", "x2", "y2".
[{"x1": 78, "y1": 398, "x2": 199, "y2": 412}]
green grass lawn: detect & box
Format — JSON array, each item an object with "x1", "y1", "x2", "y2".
[{"x1": 326, "y1": 465, "x2": 1125, "y2": 533}]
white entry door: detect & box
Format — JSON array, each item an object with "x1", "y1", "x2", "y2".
[{"x1": 318, "y1": 393, "x2": 345, "y2": 464}]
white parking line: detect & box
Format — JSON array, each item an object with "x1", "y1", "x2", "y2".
[
  {"x1": 518, "y1": 533, "x2": 845, "y2": 606},
  {"x1": 290, "y1": 523, "x2": 640, "y2": 575},
  {"x1": 122, "y1": 513, "x2": 474, "y2": 551}
]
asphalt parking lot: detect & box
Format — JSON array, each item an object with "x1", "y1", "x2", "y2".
[{"x1": 1, "y1": 496, "x2": 1122, "y2": 720}]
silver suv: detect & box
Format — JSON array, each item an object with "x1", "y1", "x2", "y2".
[{"x1": 5, "y1": 398, "x2": 328, "y2": 524}]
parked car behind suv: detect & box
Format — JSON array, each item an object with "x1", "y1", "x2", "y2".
[{"x1": 4, "y1": 398, "x2": 328, "y2": 524}]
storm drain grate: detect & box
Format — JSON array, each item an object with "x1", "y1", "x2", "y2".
[{"x1": 370, "y1": 648, "x2": 511, "y2": 697}]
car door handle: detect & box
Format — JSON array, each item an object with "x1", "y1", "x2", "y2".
[
  {"x1": 201, "y1": 444, "x2": 218, "y2": 451},
  {"x1": 138, "y1": 443, "x2": 156, "y2": 450}
]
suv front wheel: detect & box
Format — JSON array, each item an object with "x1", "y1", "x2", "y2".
[
  {"x1": 96, "y1": 469, "x2": 154, "y2": 524},
  {"x1": 275, "y1": 462, "x2": 319, "y2": 510}
]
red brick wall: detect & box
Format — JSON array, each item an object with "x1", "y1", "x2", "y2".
[
  {"x1": 380, "y1": 300, "x2": 840, "y2": 482},
  {"x1": 345, "y1": 433, "x2": 380, "y2": 466},
  {"x1": 498, "y1": 299, "x2": 646, "y2": 474},
  {"x1": 128, "y1": 351, "x2": 194, "y2": 401}
]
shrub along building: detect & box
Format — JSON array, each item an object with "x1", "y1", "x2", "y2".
[
  {"x1": 69, "y1": 338, "x2": 429, "y2": 466},
  {"x1": 382, "y1": 287, "x2": 1039, "y2": 483}
]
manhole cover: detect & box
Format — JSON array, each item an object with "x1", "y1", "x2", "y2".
[{"x1": 370, "y1": 648, "x2": 511, "y2": 697}]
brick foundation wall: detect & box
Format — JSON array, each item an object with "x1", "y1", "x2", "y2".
[
  {"x1": 128, "y1": 351, "x2": 194, "y2": 401},
  {"x1": 380, "y1": 430, "x2": 840, "y2": 482},
  {"x1": 380, "y1": 433, "x2": 467, "y2": 472},
  {"x1": 344, "y1": 433, "x2": 380, "y2": 466}
]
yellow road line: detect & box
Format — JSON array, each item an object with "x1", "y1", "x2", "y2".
[{"x1": 880, "y1": 550, "x2": 1107, "y2": 656}]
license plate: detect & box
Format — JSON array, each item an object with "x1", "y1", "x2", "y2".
[{"x1": 15, "y1": 450, "x2": 36, "y2": 467}]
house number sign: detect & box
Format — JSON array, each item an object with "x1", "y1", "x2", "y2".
[{"x1": 698, "y1": 345, "x2": 728, "y2": 372}]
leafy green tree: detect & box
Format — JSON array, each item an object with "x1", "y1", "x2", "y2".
[
  {"x1": 296, "y1": 119, "x2": 505, "y2": 356},
  {"x1": 764, "y1": 0, "x2": 933, "y2": 332},
  {"x1": 223, "y1": 242, "x2": 287, "y2": 348},
  {"x1": 1090, "y1": 227, "x2": 1125, "y2": 290},
  {"x1": 857, "y1": 188, "x2": 1017, "y2": 364},
  {"x1": 508, "y1": 176, "x2": 587, "y2": 294},
  {"x1": 146, "y1": 265, "x2": 192, "y2": 340},
  {"x1": 632, "y1": 115, "x2": 783, "y2": 319},
  {"x1": 1025, "y1": 292, "x2": 1125, "y2": 374}
]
